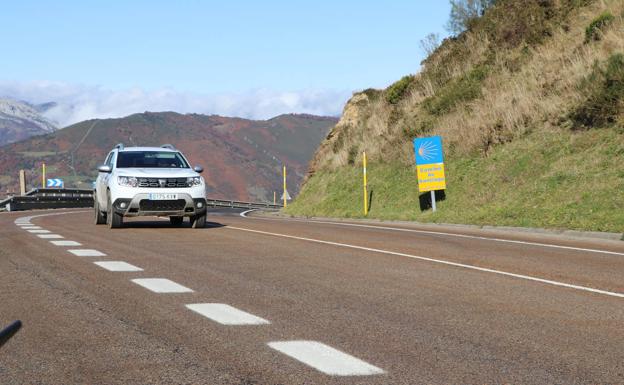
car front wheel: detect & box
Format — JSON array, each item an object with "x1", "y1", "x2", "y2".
[
  {"x1": 94, "y1": 195, "x2": 106, "y2": 225},
  {"x1": 190, "y1": 213, "x2": 206, "y2": 229},
  {"x1": 107, "y1": 193, "x2": 123, "y2": 229}
]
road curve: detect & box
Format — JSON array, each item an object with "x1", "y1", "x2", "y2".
[{"x1": 1, "y1": 208, "x2": 623, "y2": 384}]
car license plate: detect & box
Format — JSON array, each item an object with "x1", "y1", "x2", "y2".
[{"x1": 148, "y1": 193, "x2": 178, "y2": 200}]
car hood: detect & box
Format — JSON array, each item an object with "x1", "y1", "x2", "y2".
[{"x1": 115, "y1": 168, "x2": 199, "y2": 178}]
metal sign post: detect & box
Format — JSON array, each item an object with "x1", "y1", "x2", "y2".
[{"x1": 413, "y1": 136, "x2": 446, "y2": 212}]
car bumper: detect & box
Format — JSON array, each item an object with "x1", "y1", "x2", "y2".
[{"x1": 112, "y1": 193, "x2": 207, "y2": 217}]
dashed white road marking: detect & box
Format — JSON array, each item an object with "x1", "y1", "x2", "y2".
[
  {"x1": 37, "y1": 234, "x2": 64, "y2": 239},
  {"x1": 131, "y1": 278, "x2": 193, "y2": 293},
  {"x1": 94, "y1": 261, "x2": 143, "y2": 272},
  {"x1": 268, "y1": 340, "x2": 384, "y2": 376},
  {"x1": 27, "y1": 229, "x2": 50, "y2": 234},
  {"x1": 241, "y1": 213, "x2": 624, "y2": 257},
  {"x1": 50, "y1": 240, "x2": 82, "y2": 246},
  {"x1": 228, "y1": 226, "x2": 624, "y2": 299},
  {"x1": 68, "y1": 249, "x2": 106, "y2": 257},
  {"x1": 186, "y1": 303, "x2": 270, "y2": 325}
]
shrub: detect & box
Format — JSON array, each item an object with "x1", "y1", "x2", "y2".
[
  {"x1": 385, "y1": 76, "x2": 415, "y2": 105},
  {"x1": 585, "y1": 12, "x2": 615, "y2": 42},
  {"x1": 571, "y1": 53, "x2": 624, "y2": 128},
  {"x1": 447, "y1": 0, "x2": 497, "y2": 36},
  {"x1": 422, "y1": 65, "x2": 489, "y2": 116}
]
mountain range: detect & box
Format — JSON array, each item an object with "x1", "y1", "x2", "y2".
[
  {"x1": 0, "y1": 111, "x2": 337, "y2": 202},
  {"x1": 0, "y1": 98, "x2": 58, "y2": 146}
]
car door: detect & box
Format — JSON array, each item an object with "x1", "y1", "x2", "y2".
[{"x1": 96, "y1": 152, "x2": 114, "y2": 207}]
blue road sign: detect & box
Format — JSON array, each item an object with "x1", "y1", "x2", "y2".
[
  {"x1": 413, "y1": 136, "x2": 444, "y2": 166},
  {"x1": 46, "y1": 178, "x2": 64, "y2": 188},
  {"x1": 413, "y1": 135, "x2": 446, "y2": 193}
]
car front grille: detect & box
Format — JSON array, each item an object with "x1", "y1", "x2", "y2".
[
  {"x1": 138, "y1": 177, "x2": 189, "y2": 188},
  {"x1": 139, "y1": 199, "x2": 186, "y2": 211}
]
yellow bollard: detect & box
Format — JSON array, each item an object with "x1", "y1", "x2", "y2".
[
  {"x1": 363, "y1": 152, "x2": 368, "y2": 216},
  {"x1": 42, "y1": 163, "x2": 46, "y2": 188},
  {"x1": 283, "y1": 166, "x2": 287, "y2": 208}
]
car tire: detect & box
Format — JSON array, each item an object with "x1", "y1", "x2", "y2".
[
  {"x1": 190, "y1": 213, "x2": 206, "y2": 229},
  {"x1": 170, "y1": 216, "x2": 184, "y2": 226},
  {"x1": 94, "y1": 195, "x2": 107, "y2": 225},
  {"x1": 106, "y1": 193, "x2": 123, "y2": 229}
]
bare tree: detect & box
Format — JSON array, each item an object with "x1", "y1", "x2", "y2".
[
  {"x1": 420, "y1": 33, "x2": 441, "y2": 56},
  {"x1": 446, "y1": 0, "x2": 496, "y2": 35}
]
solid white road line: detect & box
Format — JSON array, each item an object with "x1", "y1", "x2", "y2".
[
  {"x1": 68, "y1": 249, "x2": 106, "y2": 257},
  {"x1": 227, "y1": 226, "x2": 624, "y2": 299},
  {"x1": 37, "y1": 234, "x2": 64, "y2": 239},
  {"x1": 27, "y1": 229, "x2": 50, "y2": 234},
  {"x1": 93, "y1": 261, "x2": 143, "y2": 272},
  {"x1": 268, "y1": 340, "x2": 384, "y2": 376},
  {"x1": 131, "y1": 278, "x2": 194, "y2": 293},
  {"x1": 240, "y1": 214, "x2": 624, "y2": 257},
  {"x1": 186, "y1": 303, "x2": 270, "y2": 325},
  {"x1": 50, "y1": 240, "x2": 82, "y2": 246}
]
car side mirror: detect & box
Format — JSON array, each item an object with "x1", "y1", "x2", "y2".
[
  {"x1": 98, "y1": 164, "x2": 112, "y2": 173},
  {"x1": 193, "y1": 165, "x2": 204, "y2": 174}
]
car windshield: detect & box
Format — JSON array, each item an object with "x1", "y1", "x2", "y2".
[{"x1": 116, "y1": 151, "x2": 190, "y2": 168}]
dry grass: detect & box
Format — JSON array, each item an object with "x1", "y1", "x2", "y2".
[{"x1": 311, "y1": 0, "x2": 624, "y2": 172}]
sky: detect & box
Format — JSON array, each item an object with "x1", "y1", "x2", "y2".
[{"x1": 0, "y1": 1, "x2": 451, "y2": 126}]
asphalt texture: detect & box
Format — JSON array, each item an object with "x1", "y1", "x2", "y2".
[{"x1": 1, "y1": 208, "x2": 623, "y2": 384}]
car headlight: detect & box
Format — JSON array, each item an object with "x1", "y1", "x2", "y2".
[
  {"x1": 187, "y1": 176, "x2": 203, "y2": 186},
  {"x1": 117, "y1": 176, "x2": 138, "y2": 187}
]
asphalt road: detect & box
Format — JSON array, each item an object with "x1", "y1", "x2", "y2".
[{"x1": 1, "y1": 208, "x2": 623, "y2": 384}]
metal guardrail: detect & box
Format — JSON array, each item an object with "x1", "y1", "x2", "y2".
[
  {"x1": 1, "y1": 188, "x2": 94, "y2": 212},
  {"x1": 206, "y1": 199, "x2": 283, "y2": 210},
  {"x1": 1, "y1": 188, "x2": 283, "y2": 212}
]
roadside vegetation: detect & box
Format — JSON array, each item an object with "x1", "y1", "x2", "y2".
[{"x1": 288, "y1": 0, "x2": 624, "y2": 233}]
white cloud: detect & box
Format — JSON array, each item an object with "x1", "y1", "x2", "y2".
[{"x1": 0, "y1": 80, "x2": 350, "y2": 127}]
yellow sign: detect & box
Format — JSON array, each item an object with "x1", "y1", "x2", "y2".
[{"x1": 416, "y1": 163, "x2": 446, "y2": 192}]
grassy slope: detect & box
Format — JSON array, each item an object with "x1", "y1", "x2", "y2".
[
  {"x1": 290, "y1": 127, "x2": 624, "y2": 233},
  {"x1": 288, "y1": 0, "x2": 624, "y2": 233}
]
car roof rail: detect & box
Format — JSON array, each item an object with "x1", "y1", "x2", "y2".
[
  {"x1": 114, "y1": 143, "x2": 124, "y2": 151},
  {"x1": 161, "y1": 144, "x2": 176, "y2": 150}
]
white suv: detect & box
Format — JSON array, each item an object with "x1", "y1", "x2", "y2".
[{"x1": 94, "y1": 144, "x2": 207, "y2": 228}]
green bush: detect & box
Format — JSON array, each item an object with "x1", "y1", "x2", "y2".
[
  {"x1": 422, "y1": 65, "x2": 489, "y2": 116},
  {"x1": 385, "y1": 76, "x2": 415, "y2": 105},
  {"x1": 585, "y1": 12, "x2": 614, "y2": 42},
  {"x1": 571, "y1": 53, "x2": 624, "y2": 128}
]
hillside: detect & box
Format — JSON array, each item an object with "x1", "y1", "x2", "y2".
[
  {"x1": 288, "y1": 0, "x2": 624, "y2": 232},
  {"x1": 0, "y1": 98, "x2": 57, "y2": 146},
  {"x1": 0, "y1": 112, "x2": 337, "y2": 201}
]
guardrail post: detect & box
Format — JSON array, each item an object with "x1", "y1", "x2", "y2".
[{"x1": 19, "y1": 170, "x2": 26, "y2": 196}]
